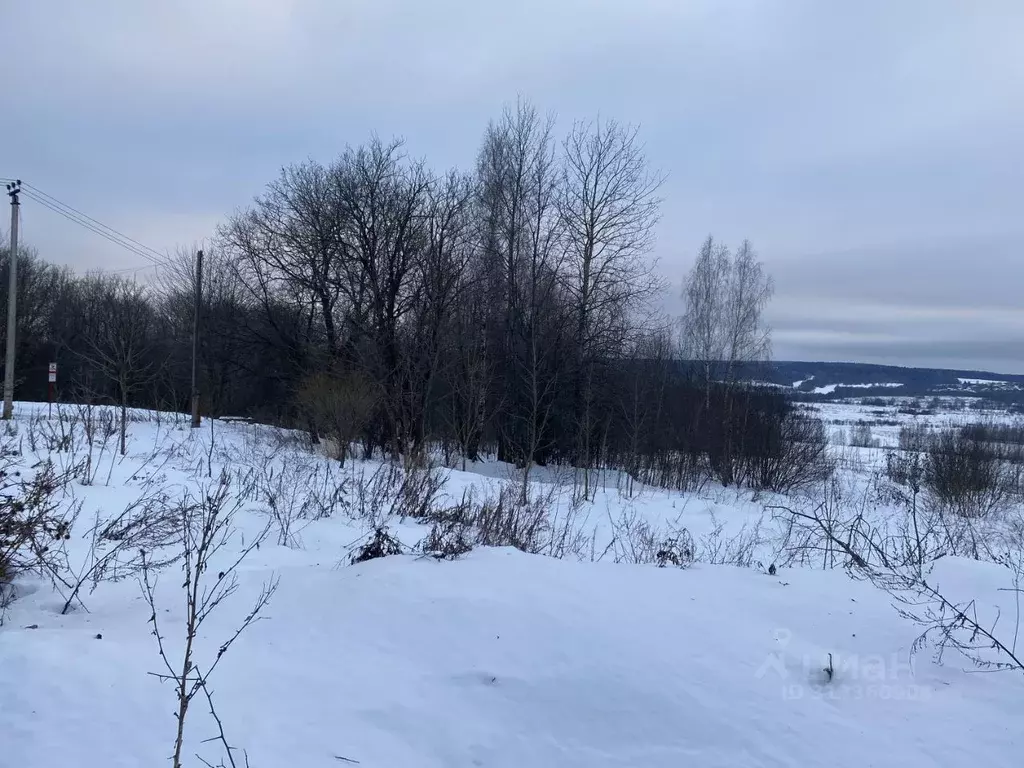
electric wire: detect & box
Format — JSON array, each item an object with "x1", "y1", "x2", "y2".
[
  {"x1": 21, "y1": 182, "x2": 168, "y2": 265},
  {"x1": 18, "y1": 188, "x2": 169, "y2": 269}
]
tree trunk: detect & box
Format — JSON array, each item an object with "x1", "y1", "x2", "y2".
[{"x1": 120, "y1": 389, "x2": 128, "y2": 456}]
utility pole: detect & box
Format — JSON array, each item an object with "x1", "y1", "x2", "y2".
[
  {"x1": 190, "y1": 249, "x2": 203, "y2": 428},
  {"x1": 3, "y1": 180, "x2": 21, "y2": 421}
]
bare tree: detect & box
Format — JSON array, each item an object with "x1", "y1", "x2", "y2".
[
  {"x1": 4, "y1": 106, "x2": 813, "y2": 501},
  {"x1": 142, "y1": 474, "x2": 277, "y2": 768},
  {"x1": 722, "y1": 240, "x2": 773, "y2": 383},
  {"x1": 77, "y1": 275, "x2": 158, "y2": 455},
  {"x1": 680, "y1": 235, "x2": 730, "y2": 391},
  {"x1": 559, "y1": 118, "x2": 664, "y2": 487},
  {"x1": 442, "y1": 284, "x2": 493, "y2": 468},
  {"x1": 616, "y1": 329, "x2": 672, "y2": 496},
  {"x1": 476, "y1": 99, "x2": 569, "y2": 490},
  {"x1": 401, "y1": 169, "x2": 477, "y2": 450},
  {"x1": 679, "y1": 236, "x2": 774, "y2": 484},
  {"x1": 331, "y1": 137, "x2": 433, "y2": 458},
  {"x1": 681, "y1": 236, "x2": 773, "y2": 387},
  {"x1": 156, "y1": 246, "x2": 250, "y2": 417},
  {"x1": 220, "y1": 196, "x2": 337, "y2": 431},
  {"x1": 222, "y1": 161, "x2": 344, "y2": 357},
  {"x1": 0, "y1": 246, "x2": 72, "y2": 397}
]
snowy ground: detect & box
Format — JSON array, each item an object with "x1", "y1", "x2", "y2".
[{"x1": 1, "y1": 401, "x2": 1022, "y2": 767}]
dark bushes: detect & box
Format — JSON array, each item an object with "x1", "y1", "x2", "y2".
[
  {"x1": 849, "y1": 423, "x2": 880, "y2": 448},
  {"x1": 923, "y1": 430, "x2": 1016, "y2": 518},
  {"x1": 886, "y1": 423, "x2": 1022, "y2": 519},
  {"x1": 748, "y1": 411, "x2": 834, "y2": 493},
  {"x1": 605, "y1": 374, "x2": 833, "y2": 494},
  {"x1": 898, "y1": 422, "x2": 931, "y2": 452}
]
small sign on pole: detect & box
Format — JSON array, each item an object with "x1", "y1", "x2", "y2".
[{"x1": 47, "y1": 362, "x2": 57, "y2": 418}]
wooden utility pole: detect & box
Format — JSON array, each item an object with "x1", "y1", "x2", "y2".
[
  {"x1": 3, "y1": 180, "x2": 21, "y2": 420},
  {"x1": 190, "y1": 249, "x2": 203, "y2": 428}
]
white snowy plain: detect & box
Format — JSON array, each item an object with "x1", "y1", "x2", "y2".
[{"x1": 1, "y1": 402, "x2": 1021, "y2": 768}]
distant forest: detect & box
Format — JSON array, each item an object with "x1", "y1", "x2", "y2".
[{"x1": 749, "y1": 362, "x2": 1024, "y2": 408}]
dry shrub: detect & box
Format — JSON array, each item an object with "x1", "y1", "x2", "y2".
[
  {"x1": 473, "y1": 484, "x2": 551, "y2": 552},
  {"x1": 58, "y1": 488, "x2": 180, "y2": 614},
  {"x1": 420, "y1": 516, "x2": 475, "y2": 560},
  {"x1": 351, "y1": 461, "x2": 447, "y2": 526},
  {"x1": 256, "y1": 457, "x2": 350, "y2": 547},
  {"x1": 697, "y1": 514, "x2": 764, "y2": 567},
  {"x1": 655, "y1": 532, "x2": 695, "y2": 568},
  {"x1": 351, "y1": 526, "x2": 404, "y2": 564},
  {"x1": 420, "y1": 483, "x2": 549, "y2": 556},
  {"x1": 297, "y1": 370, "x2": 378, "y2": 466},
  {"x1": 604, "y1": 506, "x2": 694, "y2": 568},
  {"x1": 1, "y1": 458, "x2": 75, "y2": 610},
  {"x1": 420, "y1": 481, "x2": 579, "y2": 559}
]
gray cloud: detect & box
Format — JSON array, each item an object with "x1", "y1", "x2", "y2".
[{"x1": 3, "y1": 1, "x2": 1022, "y2": 370}]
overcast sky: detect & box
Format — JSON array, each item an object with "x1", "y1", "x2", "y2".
[{"x1": 4, "y1": 1, "x2": 1023, "y2": 372}]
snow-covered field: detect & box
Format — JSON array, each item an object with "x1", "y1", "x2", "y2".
[{"x1": 1, "y1": 401, "x2": 1021, "y2": 767}]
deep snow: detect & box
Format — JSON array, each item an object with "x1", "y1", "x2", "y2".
[{"x1": 1, "y1": 402, "x2": 1021, "y2": 767}]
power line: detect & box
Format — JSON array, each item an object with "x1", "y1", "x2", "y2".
[
  {"x1": 20, "y1": 186, "x2": 167, "y2": 266},
  {"x1": 0, "y1": 178, "x2": 173, "y2": 270},
  {"x1": 20, "y1": 190, "x2": 161, "y2": 265},
  {"x1": 108, "y1": 263, "x2": 160, "y2": 275},
  {"x1": 19, "y1": 188, "x2": 169, "y2": 268},
  {"x1": 21, "y1": 182, "x2": 169, "y2": 265}
]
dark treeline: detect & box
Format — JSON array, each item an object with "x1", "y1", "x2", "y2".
[{"x1": 0, "y1": 101, "x2": 829, "y2": 492}]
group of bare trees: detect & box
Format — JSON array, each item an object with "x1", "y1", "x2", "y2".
[
  {"x1": 216, "y1": 100, "x2": 672, "y2": 475},
  {"x1": 0, "y1": 253, "x2": 162, "y2": 454},
  {"x1": 0, "y1": 100, "x2": 821, "y2": 493},
  {"x1": 215, "y1": 101, "x2": 806, "y2": 488}
]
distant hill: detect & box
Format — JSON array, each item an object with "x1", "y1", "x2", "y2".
[{"x1": 734, "y1": 361, "x2": 1024, "y2": 406}]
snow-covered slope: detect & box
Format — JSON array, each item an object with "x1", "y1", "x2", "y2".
[
  {"x1": 1, "y1": 405, "x2": 1021, "y2": 767},
  {"x1": 6, "y1": 548, "x2": 1021, "y2": 768}
]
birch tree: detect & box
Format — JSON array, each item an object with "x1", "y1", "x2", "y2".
[{"x1": 560, "y1": 118, "x2": 663, "y2": 482}]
